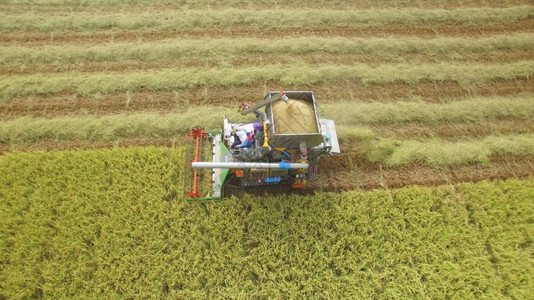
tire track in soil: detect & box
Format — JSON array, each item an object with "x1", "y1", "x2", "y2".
[
  {"x1": 1, "y1": 79, "x2": 532, "y2": 120},
  {"x1": 2, "y1": 22, "x2": 533, "y2": 45},
  {"x1": 2, "y1": 51, "x2": 532, "y2": 76}
]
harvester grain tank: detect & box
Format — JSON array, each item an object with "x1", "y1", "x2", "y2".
[{"x1": 184, "y1": 91, "x2": 339, "y2": 199}]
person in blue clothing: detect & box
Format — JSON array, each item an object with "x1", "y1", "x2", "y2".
[
  {"x1": 231, "y1": 130, "x2": 254, "y2": 149},
  {"x1": 231, "y1": 122, "x2": 263, "y2": 149}
]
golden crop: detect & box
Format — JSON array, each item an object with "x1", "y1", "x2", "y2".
[{"x1": 1, "y1": 148, "x2": 533, "y2": 298}]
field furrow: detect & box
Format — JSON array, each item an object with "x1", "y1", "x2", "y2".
[{"x1": 316, "y1": 154, "x2": 534, "y2": 190}]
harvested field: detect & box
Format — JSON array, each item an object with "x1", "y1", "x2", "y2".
[
  {"x1": 316, "y1": 154, "x2": 534, "y2": 190},
  {"x1": 0, "y1": 0, "x2": 532, "y2": 184}
]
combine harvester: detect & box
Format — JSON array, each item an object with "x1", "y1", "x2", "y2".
[{"x1": 184, "y1": 91, "x2": 340, "y2": 200}]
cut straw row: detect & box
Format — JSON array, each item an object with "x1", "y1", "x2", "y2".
[
  {"x1": 2, "y1": 34, "x2": 533, "y2": 65},
  {"x1": 2, "y1": 61, "x2": 533, "y2": 99},
  {"x1": 1, "y1": 7, "x2": 532, "y2": 33}
]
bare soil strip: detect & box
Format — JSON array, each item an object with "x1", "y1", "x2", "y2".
[
  {"x1": 1, "y1": 79, "x2": 531, "y2": 120},
  {"x1": 2, "y1": 51, "x2": 532, "y2": 76},
  {"x1": 2, "y1": 22, "x2": 533, "y2": 46},
  {"x1": 315, "y1": 153, "x2": 534, "y2": 191}
]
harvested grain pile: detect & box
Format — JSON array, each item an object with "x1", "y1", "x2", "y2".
[{"x1": 272, "y1": 98, "x2": 319, "y2": 134}]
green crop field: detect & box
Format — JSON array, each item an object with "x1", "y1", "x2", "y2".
[{"x1": 1, "y1": 0, "x2": 533, "y2": 297}]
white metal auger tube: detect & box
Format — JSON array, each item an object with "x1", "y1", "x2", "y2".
[{"x1": 192, "y1": 161, "x2": 309, "y2": 169}]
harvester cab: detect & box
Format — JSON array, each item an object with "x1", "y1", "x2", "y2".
[{"x1": 184, "y1": 91, "x2": 340, "y2": 200}]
